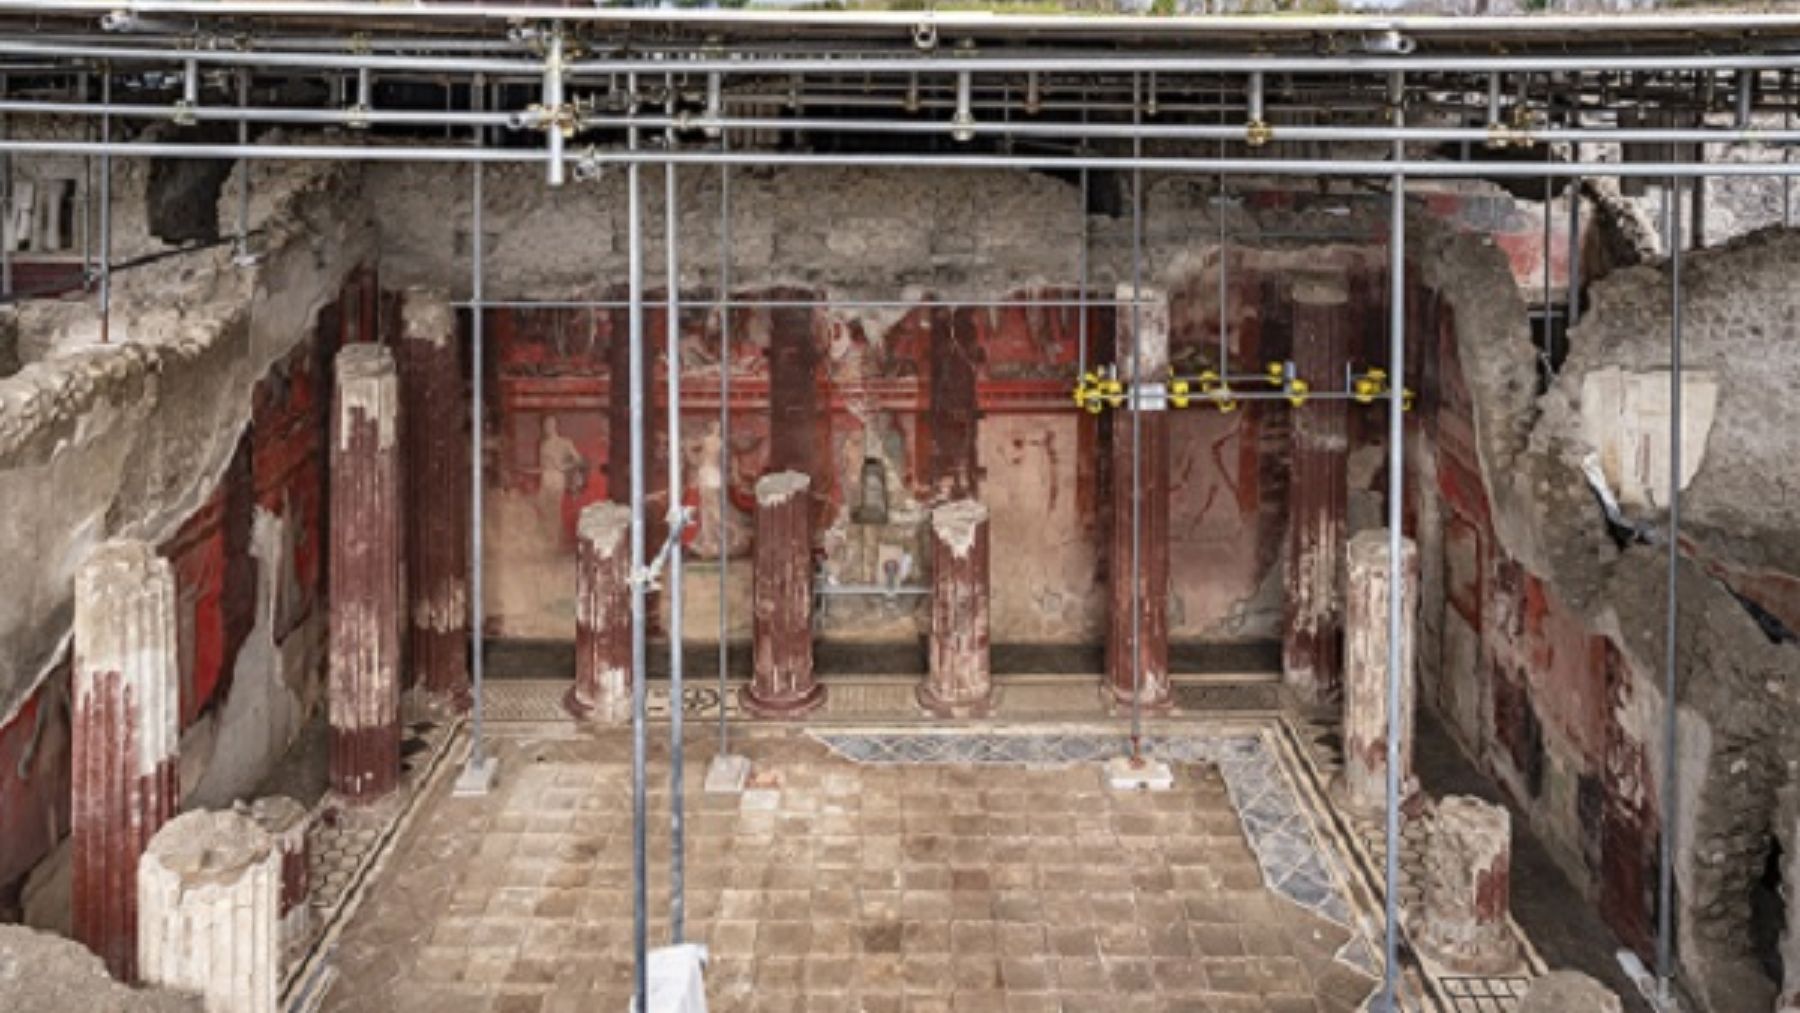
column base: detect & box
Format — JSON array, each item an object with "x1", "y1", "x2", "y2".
[
  {"x1": 1329, "y1": 772, "x2": 1425, "y2": 824},
  {"x1": 739, "y1": 680, "x2": 827, "y2": 719},
  {"x1": 1415, "y1": 926, "x2": 1524, "y2": 976},
  {"x1": 562, "y1": 684, "x2": 631, "y2": 724},
  {"x1": 1103, "y1": 680, "x2": 1174, "y2": 715},
  {"x1": 915, "y1": 681, "x2": 997, "y2": 719}
]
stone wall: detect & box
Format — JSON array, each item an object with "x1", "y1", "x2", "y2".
[
  {"x1": 0, "y1": 138, "x2": 375, "y2": 917},
  {"x1": 1414, "y1": 205, "x2": 1800, "y2": 1011}
]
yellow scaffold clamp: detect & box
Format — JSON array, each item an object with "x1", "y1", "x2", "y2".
[
  {"x1": 1266, "y1": 360, "x2": 1309, "y2": 407},
  {"x1": 1072, "y1": 369, "x2": 1125, "y2": 414},
  {"x1": 1351, "y1": 368, "x2": 1417, "y2": 412},
  {"x1": 1196, "y1": 368, "x2": 1238, "y2": 413},
  {"x1": 1168, "y1": 367, "x2": 1191, "y2": 410}
]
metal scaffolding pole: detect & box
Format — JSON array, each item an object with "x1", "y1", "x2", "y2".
[
  {"x1": 1127, "y1": 70, "x2": 1144, "y2": 757},
  {"x1": 664, "y1": 74, "x2": 687, "y2": 946},
  {"x1": 1381, "y1": 69, "x2": 1408, "y2": 1013},
  {"x1": 716, "y1": 130, "x2": 733, "y2": 763},
  {"x1": 0, "y1": 137, "x2": 1796, "y2": 179},
  {"x1": 1656, "y1": 171, "x2": 1685, "y2": 1012},
  {"x1": 458, "y1": 71, "x2": 498, "y2": 798},
  {"x1": 0, "y1": 71, "x2": 9, "y2": 299},
  {"x1": 98, "y1": 65, "x2": 111, "y2": 342},
  {"x1": 625, "y1": 69, "x2": 650, "y2": 1013},
  {"x1": 234, "y1": 68, "x2": 251, "y2": 263}
]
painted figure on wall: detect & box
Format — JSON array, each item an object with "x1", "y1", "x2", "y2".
[
  {"x1": 686, "y1": 421, "x2": 752, "y2": 560},
  {"x1": 534, "y1": 416, "x2": 589, "y2": 549}
]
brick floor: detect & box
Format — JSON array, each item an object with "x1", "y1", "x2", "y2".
[{"x1": 323, "y1": 729, "x2": 1375, "y2": 1012}]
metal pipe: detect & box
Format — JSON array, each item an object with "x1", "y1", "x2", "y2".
[
  {"x1": 18, "y1": 97, "x2": 1800, "y2": 148},
  {"x1": 1076, "y1": 86, "x2": 1088, "y2": 378},
  {"x1": 1, "y1": 1, "x2": 1799, "y2": 35},
  {"x1": 468, "y1": 72, "x2": 488, "y2": 780},
  {"x1": 0, "y1": 71, "x2": 10, "y2": 300},
  {"x1": 625, "y1": 70, "x2": 649, "y2": 1013},
  {"x1": 1381, "y1": 68, "x2": 1407, "y2": 1013},
  {"x1": 664, "y1": 72, "x2": 686, "y2": 948},
  {"x1": 1127, "y1": 70, "x2": 1143, "y2": 758},
  {"x1": 716, "y1": 129, "x2": 732, "y2": 762},
  {"x1": 1655, "y1": 170, "x2": 1685, "y2": 1013},
  {"x1": 233, "y1": 67, "x2": 249, "y2": 263},
  {"x1": 0, "y1": 99, "x2": 525, "y2": 126},
  {"x1": 14, "y1": 36, "x2": 1800, "y2": 76},
  {"x1": 1248, "y1": 69, "x2": 1264, "y2": 124},
  {"x1": 5, "y1": 137, "x2": 1799, "y2": 179},
  {"x1": 952, "y1": 70, "x2": 973, "y2": 142},
  {"x1": 98, "y1": 65, "x2": 110, "y2": 343},
  {"x1": 543, "y1": 32, "x2": 564, "y2": 187}
]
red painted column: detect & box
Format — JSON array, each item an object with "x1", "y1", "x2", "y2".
[
  {"x1": 328, "y1": 343, "x2": 402, "y2": 803},
  {"x1": 71, "y1": 539, "x2": 180, "y2": 983},
  {"x1": 743, "y1": 471, "x2": 825, "y2": 718},
  {"x1": 919, "y1": 500, "x2": 993, "y2": 718},
  {"x1": 1284, "y1": 270, "x2": 1352, "y2": 706},
  {"x1": 1418, "y1": 795, "x2": 1521, "y2": 972},
  {"x1": 1340, "y1": 528, "x2": 1420, "y2": 817},
  {"x1": 1106, "y1": 284, "x2": 1172, "y2": 710},
  {"x1": 396, "y1": 286, "x2": 470, "y2": 707},
  {"x1": 566, "y1": 501, "x2": 633, "y2": 722}
]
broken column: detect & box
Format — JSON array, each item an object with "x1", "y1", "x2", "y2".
[
  {"x1": 329, "y1": 343, "x2": 402, "y2": 803},
  {"x1": 138, "y1": 810, "x2": 281, "y2": 1013},
  {"x1": 244, "y1": 797, "x2": 311, "y2": 965},
  {"x1": 70, "y1": 539, "x2": 181, "y2": 983},
  {"x1": 396, "y1": 286, "x2": 470, "y2": 707},
  {"x1": 743, "y1": 471, "x2": 825, "y2": 717},
  {"x1": 919, "y1": 499, "x2": 994, "y2": 718},
  {"x1": 1106, "y1": 284, "x2": 1172, "y2": 711},
  {"x1": 567, "y1": 501, "x2": 633, "y2": 722},
  {"x1": 1341, "y1": 528, "x2": 1420, "y2": 816},
  {"x1": 1417, "y1": 795, "x2": 1522, "y2": 973},
  {"x1": 1284, "y1": 269, "x2": 1352, "y2": 707}
]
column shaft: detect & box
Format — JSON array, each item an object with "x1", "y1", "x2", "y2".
[
  {"x1": 1107, "y1": 284, "x2": 1171, "y2": 709},
  {"x1": 1341, "y1": 527, "x2": 1420, "y2": 815},
  {"x1": 329, "y1": 343, "x2": 402, "y2": 802},
  {"x1": 567, "y1": 501, "x2": 633, "y2": 722},
  {"x1": 1284, "y1": 271, "x2": 1352, "y2": 705},
  {"x1": 71, "y1": 539, "x2": 181, "y2": 983},
  {"x1": 397, "y1": 286, "x2": 470, "y2": 706},
  {"x1": 1419, "y1": 795, "x2": 1521, "y2": 972},
  {"x1": 920, "y1": 500, "x2": 993, "y2": 717},
  {"x1": 743, "y1": 472, "x2": 825, "y2": 717},
  {"x1": 138, "y1": 810, "x2": 281, "y2": 1013}
]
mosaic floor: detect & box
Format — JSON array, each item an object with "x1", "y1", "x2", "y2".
[{"x1": 294, "y1": 675, "x2": 1545, "y2": 1013}]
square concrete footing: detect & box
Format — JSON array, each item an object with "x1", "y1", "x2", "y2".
[
  {"x1": 632, "y1": 943, "x2": 709, "y2": 1013},
  {"x1": 1103, "y1": 755, "x2": 1174, "y2": 791},
  {"x1": 704, "y1": 754, "x2": 751, "y2": 795},
  {"x1": 453, "y1": 754, "x2": 500, "y2": 797}
]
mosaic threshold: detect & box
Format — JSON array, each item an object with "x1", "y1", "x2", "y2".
[
  {"x1": 285, "y1": 699, "x2": 464, "y2": 1013},
  {"x1": 478, "y1": 673, "x2": 1282, "y2": 729}
]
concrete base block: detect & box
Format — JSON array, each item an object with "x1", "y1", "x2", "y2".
[
  {"x1": 631, "y1": 943, "x2": 709, "y2": 1013},
  {"x1": 1103, "y1": 755, "x2": 1174, "y2": 792},
  {"x1": 703, "y1": 754, "x2": 751, "y2": 795},
  {"x1": 453, "y1": 754, "x2": 500, "y2": 797}
]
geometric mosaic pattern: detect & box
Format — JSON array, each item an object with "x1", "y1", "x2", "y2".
[
  {"x1": 478, "y1": 674, "x2": 1282, "y2": 727},
  {"x1": 811, "y1": 727, "x2": 1380, "y2": 979},
  {"x1": 284, "y1": 710, "x2": 462, "y2": 1013}
]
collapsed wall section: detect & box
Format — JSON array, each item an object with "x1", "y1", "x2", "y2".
[{"x1": 1413, "y1": 205, "x2": 1800, "y2": 1010}]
